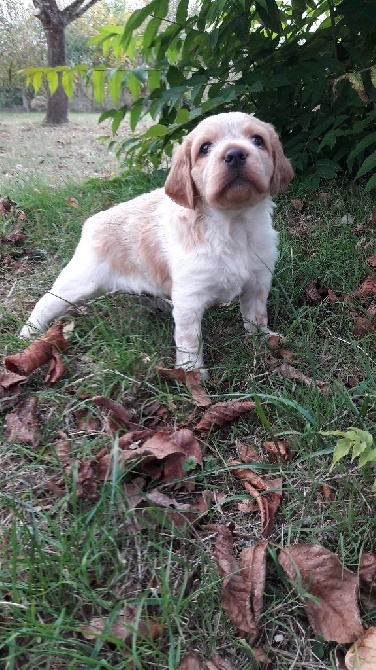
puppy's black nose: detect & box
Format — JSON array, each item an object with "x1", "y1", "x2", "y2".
[{"x1": 224, "y1": 148, "x2": 247, "y2": 168}]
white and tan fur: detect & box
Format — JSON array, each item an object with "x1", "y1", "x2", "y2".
[{"x1": 20, "y1": 112, "x2": 293, "y2": 376}]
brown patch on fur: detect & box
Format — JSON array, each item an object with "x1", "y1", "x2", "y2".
[
  {"x1": 165, "y1": 138, "x2": 198, "y2": 210},
  {"x1": 92, "y1": 190, "x2": 171, "y2": 294},
  {"x1": 138, "y1": 220, "x2": 172, "y2": 294},
  {"x1": 269, "y1": 127, "x2": 294, "y2": 195},
  {"x1": 175, "y1": 208, "x2": 205, "y2": 252}
]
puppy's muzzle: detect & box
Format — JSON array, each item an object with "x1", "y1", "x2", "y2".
[{"x1": 224, "y1": 147, "x2": 248, "y2": 169}]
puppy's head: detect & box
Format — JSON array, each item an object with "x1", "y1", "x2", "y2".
[{"x1": 165, "y1": 112, "x2": 293, "y2": 210}]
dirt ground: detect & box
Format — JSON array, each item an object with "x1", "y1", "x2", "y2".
[{"x1": 0, "y1": 112, "x2": 124, "y2": 189}]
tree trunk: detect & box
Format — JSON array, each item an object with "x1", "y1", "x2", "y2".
[
  {"x1": 33, "y1": 1, "x2": 102, "y2": 125},
  {"x1": 44, "y1": 22, "x2": 68, "y2": 124}
]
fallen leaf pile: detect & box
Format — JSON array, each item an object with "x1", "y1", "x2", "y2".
[
  {"x1": 213, "y1": 524, "x2": 267, "y2": 639},
  {"x1": 304, "y1": 273, "x2": 376, "y2": 339},
  {"x1": 2, "y1": 305, "x2": 376, "y2": 665},
  {"x1": 1, "y1": 322, "x2": 67, "y2": 408}
]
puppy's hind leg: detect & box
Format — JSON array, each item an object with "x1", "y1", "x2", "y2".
[{"x1": 20, "y1": 244, "x2": 107, "y2": 338}]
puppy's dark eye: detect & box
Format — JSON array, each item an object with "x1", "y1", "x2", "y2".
[
  {"x1": 199, "y1": 142, "x2": 212, "y2": 156},
  {"x1": 251, "y1": 135, "x2": 264, "y2": 147}
]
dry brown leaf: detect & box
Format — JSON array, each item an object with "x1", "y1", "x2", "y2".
[
  {"x1": 81, "y1": 605, "x2": 162, "y2": 643},
  {"x1": 155, "y1": 365, "x2": 211, "y2": 407},
  {"x1": 214, "y1": 524, "x2": 267, "y2": 639},
  {"x1": 231, "y1": 463, "x2": 283, "y2": 537},
  {"x1": 345, "y1": 627, "x2": 376, "y2": 669},
  {"x1": 306, "y1": 280, "x2": 322, "y2": 303},
  {"x1": 179, "y1": 652, "x2": 207, "y2": 670},
  {"x1": 76, "y1": 459, "x2": 98, "y2": 499},
  {"x1": 238, "y1": 441, "x2": 259, "y2": 463},
  {"x1": 367, "y1": 255, "x2": 376, "y2": 268},
  {"x1": 0, "y1": 195, "x2": 14, "y2": 213},
  {"x1": 118, "y1": 429, "x2": 154, "y2": 449},
  {"x1": 196, "y1": 400, "x2": 256, "y2": 432},
  {"x1": 145, "y1": 489, "x2": 210, "y2": 529},
  {"x1": 2, "y1": 230, "x2": 26, "y2": 245},
  {"x1": 277, "y1": 362, "x2": 330, "y2": 395},
  {"x1": 4, "y1": 321, "x2": 67, "y2": 376},
  {"x1": 278, "y1": 348, "x2": 296, "y2": 361},
  {"x1": 73, "y1": 409, "x2": 101, "y2": 434},
  {"x1": 262, "y1": 440, "x2": 290, "y2": 461},
  {"x1": 179, "y1": 653, "x2": 235, "y2": 670},
  {"x1": 359, "y1": 553, "x2": 376, "y2": 611},
  {"x1": 319, "y1": 484, "x2": 335, "y2": 500},
  {"x1": 354, "y1": 275, "x2": 376, "y2": 299},
  {"x1": 44, "y1": 349, "x2": 66, "y2": 385},
  {"x1": 66, "y1": 196, "x2": 80, "y2": 207},
  {"x1": 0, "y1": 369, "x2": 28, "y2": 405},
  {"x1": 52, "y1": 431, "x2": 72, "y2": 465},
  {"x1": 244, "y1": 478, "x2": 282, "y2": 537},
  {"x1": 97, "y1": 428, "x2": 202, "y2": 490},
  {"x1": 46, "y1": 480, "x2": 65, "y2": 497},
  {"x1": 5, "y1": 396, "x2": 40, "y2": 447},
  {"x1": 206, "y1": 654, "x2": 236, "y2": 670},
  {"x1": 237, "y1": 499, "x2": 258, "y2": 513},
  {"x1": 142, "y1": 399, "x2": 170, "y2": 427},
  {"x1": 279, "y1": 544, "x2": 364, "y2": 643},
  {"x1": 268, "y1": 334, "x2": 283, "y2": 349},
  {"x1": 352, "y1": 316, "x2": 375, "y2": 338},
  {"x1": 291, "y1": 198, "x2": 305, "y2": 211},
  {"x1": 251, "y1": 648, "x2": 273, "y2": 668},
  {"x1": 91, "y1": 396, "x2": 136, "y2": 431}
]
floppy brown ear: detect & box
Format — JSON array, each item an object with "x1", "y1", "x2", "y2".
[
  {"x1": 164, "y1": 139, "x2": 197, "y2": 209},
  {"x1": 269, "y1": 128, "x2": 294, "y2": 196}
]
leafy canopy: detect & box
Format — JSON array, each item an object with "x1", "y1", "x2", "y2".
[{"x1": 27, "y1": 0, "x2": 376, "y2": 188}]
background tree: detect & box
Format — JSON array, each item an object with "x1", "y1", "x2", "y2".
[
  {"x1": 0, "y1": 0, "x2": 45, "y2": 109},
  {"x1": 32, "y1": 0, "x2": 103, "y2": 124}
]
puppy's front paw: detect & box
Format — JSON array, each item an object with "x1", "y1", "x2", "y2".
[{"x1": 19, "y1": 323, "x2": 40, "y2": 340}]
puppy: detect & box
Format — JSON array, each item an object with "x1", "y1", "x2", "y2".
[{"x1": 20, "y1": 112, "x2": 293, "y2": 376}]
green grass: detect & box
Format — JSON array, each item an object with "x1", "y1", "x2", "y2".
[{"x1": 0, "y1": 169, "x2": 375, "y2": 669}]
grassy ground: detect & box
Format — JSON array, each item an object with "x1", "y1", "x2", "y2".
[
  {"x1": 0, "y1": 115, "x2": 375, "y2": 669},
  {"x1": 0, "y1": 113, "x2": 127, "y2": 189}
]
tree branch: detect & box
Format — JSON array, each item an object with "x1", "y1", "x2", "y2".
[{"x1": 62, "y1": 0, "x2": 102, "y2": 26}]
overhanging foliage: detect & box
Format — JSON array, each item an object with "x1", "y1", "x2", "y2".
[{"x1": 26, "y1": 0, "x2": 376, "y2": 188}]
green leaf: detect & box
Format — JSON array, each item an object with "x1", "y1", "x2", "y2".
[
  {"x1": 356, "y1": 151, "x2": 376, "y2": 179},
  {"x1": 359, "y1": 448, "x2": 376, "y2": 468},
  {"x1": 130, "y1": 98, "x2": 144, "y2": 132},
  {"x1": 143, "y1": 124, "x2": 170, "y2": 138},
  {"x1": 122, "y1": 0, "x2": 168, "y2": 50},
  {"x1": 112, "y1": 35, "x2": 123, "y2": 60},
  {"x1": 32, "y1": 69, "x2": 44, "y2": 94},
  {"x1": 351, "y1": 440, "x2": 369, "y2": 461},
  {"x1": 108, "y1": 69, "x2": 125, "y2": 105},
  {"x1": 62, "y1": 70, "x2": 74, "y2": 98},
  {"x1": 176, "y1": 0, "x2": 189, "y2": 24},
  {"x1": 148, "y1": 69, "x2": 160, "y2": 92},
  {"x1": 127, "y1": 71, "x2": 142, "y2": 98},
  {"x1": 92, "y1": 67, "x2": 106, "y2": 105},
  {"x1": 331, "y1": 438, "x2": 352, "y2": 466},
  {"x1": 315, "y1": 159, "x2": 340, "y2": 178},
  {"x1": 175, "y1": 108, "x2": 190, "y2": 124},
  {"x1": 347, "y1": 132, "x2": 376, "y2": 167},
  {"x1": 111, "y1": 108, "x2": 126, "y2": 135},
  {"x1": 143, "y1": 17, "x2": 161, "y2": 51},
  {"x1": 46, "y1": 70, "x2": 59, "y2": 96},
  {"x1": 365, "y1": 172, "x2": 376, "y2": 192}
]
